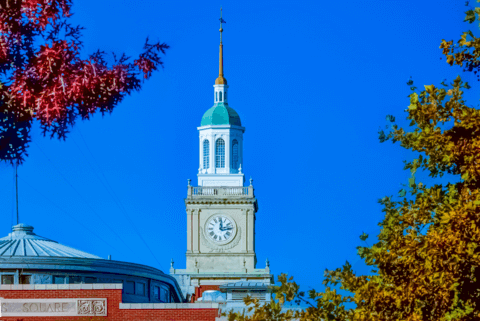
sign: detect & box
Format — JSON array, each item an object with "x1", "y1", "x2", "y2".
[{"x1": 0, "y1": 298, "x2": 107, "y2": 317}]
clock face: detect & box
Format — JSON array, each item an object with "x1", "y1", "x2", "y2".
[{"x1": 206, "y1": 216, "x2": 235, "y2": 243}]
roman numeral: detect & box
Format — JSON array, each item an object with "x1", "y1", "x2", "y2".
[
  {"x1": 214, "y1": 218, "x2": 218, "y2": 223},
  {"x1": 208, "y1": 227, "x2": 213, "y2": 230},
  {"x1": 226, "y1": 232, "x2": 231, "y2": 236},
  {"x1": 209, "y1": 231, "x2": 214, "y2": 236}
]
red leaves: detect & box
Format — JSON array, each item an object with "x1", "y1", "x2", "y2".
[
  {"x1": 0, "y1": 1, "x2": 168, "y2": 164},
  {"x1": 0, "y1": 0, "x2": 71, "y2": 34},
  {"x1": 134, "y1": 57, "x2": 156, "y2": 79},
  {"x1": 11, "y1": 39, "x2": 141, "y2": 125}
]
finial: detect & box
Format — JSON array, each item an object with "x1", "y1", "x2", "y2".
[
  {"x1": 238, "y1": 164, "x2": 242, "y2": 174},
  {"x1": 266, "y1": 258, "x2": 270, "y2": 267},
  {"x1": 187, "y1": 179, "x2": 191, "y2": 186},
  {"x1": 243, "y1": 258, "x2": 246, "y2": 267},
  {"x1": 195, "y1": 259, "x2": 198, "y2": 268},
  {"x1": 215, "y1": 8, "x2": 227, "y2": 85},
  {"x1": 249, "y1": 177, "x2": 253, "y2": 186},
  {"x1": 171, "y1": 258, "x2": 174, "y2": 268},
  {"x1": 219, "y1": 7, "x2": 224, "y2": 43}
]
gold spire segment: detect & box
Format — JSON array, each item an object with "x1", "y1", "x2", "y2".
[{"x1": 215, "y1": 7, "x2": 227, "y2": 85}]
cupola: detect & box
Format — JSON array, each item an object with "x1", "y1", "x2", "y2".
[{"x1": 197, "y1": 8, "x2": 245, "y2": 187}]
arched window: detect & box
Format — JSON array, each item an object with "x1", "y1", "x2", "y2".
[
  {"x1": 232, "y1": 139, "x2": 238, "y2": 170},
  {"x1": 216, "y1": 138, "x2": 225, "y2": 168},
  {"x1": 219, "y1": 91, "x2": 223, "y2": 102},
  {"x1": 203, "y1": 140, "x2": 210, "y2": 169}
]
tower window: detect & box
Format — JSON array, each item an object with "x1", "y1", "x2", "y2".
[
  {"x1": 216, "y1": 138, "x2": 225, "y2": 168},
  {"x1": 203, "y1": 140, "x2": 210, "y2": 169},
  {"x1": 232, "y1": 139, "x2": 239, "y2": 169},
  {"x1": 219, "y1": 91, "x2": 223, "y2": 102}
]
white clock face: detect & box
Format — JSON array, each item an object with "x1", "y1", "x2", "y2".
[{"x1": 206, "y1": 216, "x2": 235, "y2": 243}]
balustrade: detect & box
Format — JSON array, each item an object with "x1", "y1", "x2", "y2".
[{"x1": 188, "y1": 186, "x2": 253, "y2": 198}]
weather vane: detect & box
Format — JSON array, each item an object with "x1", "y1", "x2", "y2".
[{"x1": 219, "y1": 7, "x2": 226, "y2": 43}]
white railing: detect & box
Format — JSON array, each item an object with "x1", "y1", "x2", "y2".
[{"x1": 189, "y1": 186, "x2": 253, "y2": 197}]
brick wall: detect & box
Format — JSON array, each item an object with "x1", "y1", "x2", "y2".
[{"x1": 0, "y1": 287, "x2": 219, "y2": 321}]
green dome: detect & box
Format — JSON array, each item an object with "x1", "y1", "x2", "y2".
[{"x1": 201, "y1": 102, "x2": 242, "y2": 126}]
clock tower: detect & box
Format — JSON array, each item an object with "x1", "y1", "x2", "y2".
[{"x1": 170, "y1": 11, "x2": 272, "y2": 301}]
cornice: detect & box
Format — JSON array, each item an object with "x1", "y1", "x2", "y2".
[{"x1": 185, "y1": 198, "x2": 257, "y2": 206}]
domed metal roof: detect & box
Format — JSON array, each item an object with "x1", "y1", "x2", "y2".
[
  {"x1": 201, "y1": 102, "x2": 241, "y2": 127},
  {"x1": 0, "y1": 224, "x2": 101, "y2": 259}
]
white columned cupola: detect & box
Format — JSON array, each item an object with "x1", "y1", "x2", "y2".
[{"x1": 196, "y1": 16, "x2": 245, "y2": 187}]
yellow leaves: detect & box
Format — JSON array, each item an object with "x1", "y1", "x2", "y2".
[
  {"x1": 447, "y1": 55, "x2": 454, "y2": 65},
  {"x1": 424, "y1": 258, "x2": 432, "y2": 270},
  {"x1": 409, "y1": 92, "x2": 419, "y2": 110},
  {"x1": 466, "y1": 242, "x2": 478, "y2": 257},
  {"x1": 459, "y1": 32, "x2": 472, "y2": 47},
  {"x1": 439, "y1": 39, "x2": 453, "y2": 54},
  {"x1": 424, "y1": 84, "x2": 435, "y2": 94},
  {"x1": 442, "y1": 154, "x2": 451, "y2": 163},
  {"x1": 440, "y1": 211, "x2": 451, "y2": 224}
]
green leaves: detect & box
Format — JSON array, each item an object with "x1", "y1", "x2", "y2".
[
  {"x1": 408, "y1": 177, "x2": 415, "y2": 188},
  {"x1": 465, "y1": 9, "x2": 476, "y2": 23},
  {"x1": 386, "y1": 115, "x2": 395, "y2": 122},
  {"x1": 378, "y1": 129, "x2": 386, "y2": 143},
  {"x1": 359, "y1": 232, "x2": 369, "y2": 241}
]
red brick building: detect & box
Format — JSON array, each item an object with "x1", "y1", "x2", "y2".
[{"x1": 0, "y1": 285, "x2": 221, "y2": 321}]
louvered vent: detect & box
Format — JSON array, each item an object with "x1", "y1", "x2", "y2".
[
  {"x1": 232, "y1": 291, "x2": 266, "y2": 301},
  {"x1": 232, "y1": 292, "x2": 247, "y2": 300},
  {"x1": 250, "y1": 291, "x2": 265, "y2": 300}
]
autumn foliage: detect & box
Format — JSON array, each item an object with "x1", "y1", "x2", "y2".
[
  {"x1": 226, "y1": 2, "x2": 480, "y2": 321},
  {"x1": 0, "y1": 0, "x2": 168, "y2": 164}
]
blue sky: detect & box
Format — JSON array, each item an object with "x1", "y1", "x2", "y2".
[{"x1": 0, "y1": 0, "x2": 477, "y2": 295}]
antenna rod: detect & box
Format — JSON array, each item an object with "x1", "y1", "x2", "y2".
[{"x1": 15, "y1": 164, "x2": 18, "y2": 225}]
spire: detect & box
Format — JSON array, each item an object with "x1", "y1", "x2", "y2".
[
  {"x1": 15, "y1": 164, "x2": 19, "y2": 225},
  {"x1": 215, "y1": 7, "x2": 227, "y2": 85}
]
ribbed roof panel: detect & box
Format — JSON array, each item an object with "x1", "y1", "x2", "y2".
[{"x1": 0, "y1": 224, "x2": 101, "y2": 259}]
